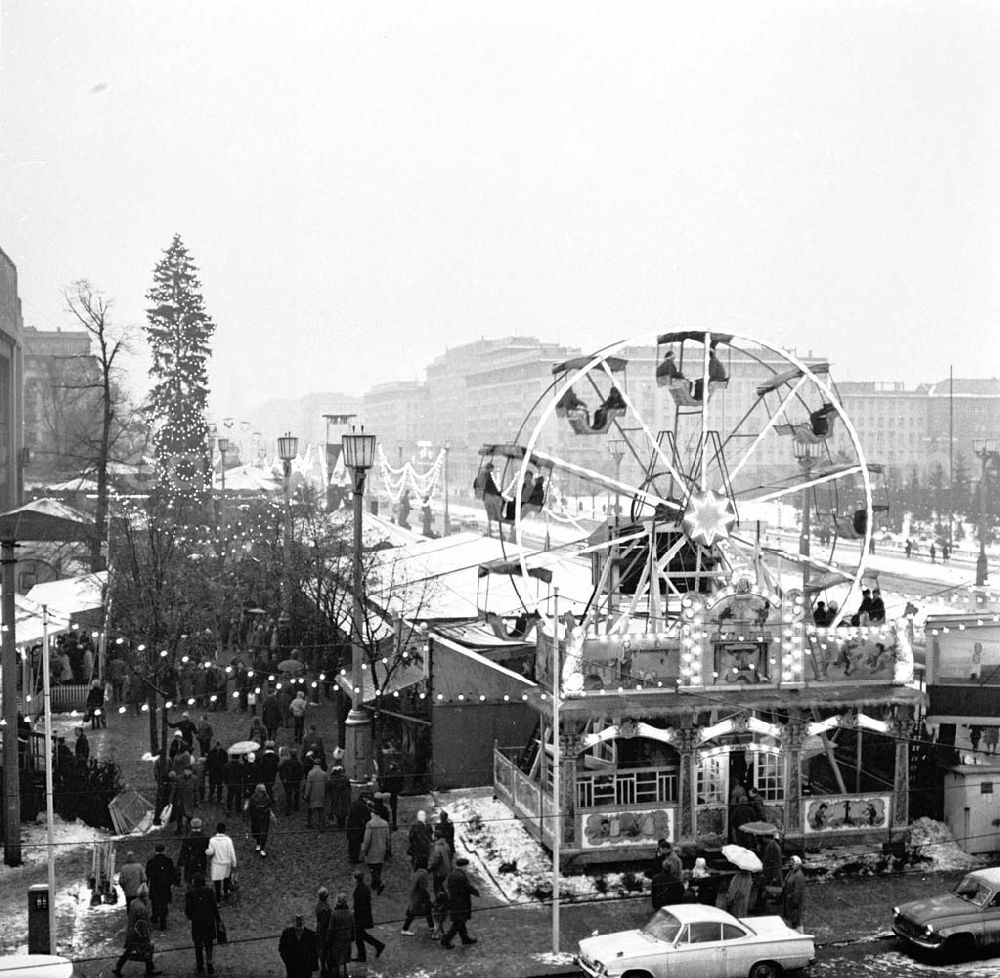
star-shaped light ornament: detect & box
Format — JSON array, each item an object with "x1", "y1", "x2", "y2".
[{"x1": 682, "y1": 489, "x2": 737, "y2": 546}]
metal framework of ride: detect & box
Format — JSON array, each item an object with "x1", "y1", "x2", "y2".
[{"x1": 474, "y1": 329, "x2": 888, "y2": 654}]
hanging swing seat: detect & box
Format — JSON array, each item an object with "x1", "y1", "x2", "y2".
[
  {"x1": 484, "y1": 611, "x2": 540, "y2": 640},
  {"x1": 775, "y1": 422, "x2": 832, "y2": 444},
  {"x1": 665, "y1": 378, "x2": 727, "y2": 408}
]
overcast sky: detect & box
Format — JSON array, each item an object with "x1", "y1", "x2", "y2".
[{"x1": 1, "y1": 1, "x2": 998, "y2": 420}]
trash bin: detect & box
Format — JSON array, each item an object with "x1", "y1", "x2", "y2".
[{"x1": 28, "y1": 883, "x2": 50, "y2": 954}]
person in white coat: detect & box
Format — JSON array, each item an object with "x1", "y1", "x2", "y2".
[{"x1": 205, "y1": 821, "x2": 237, "y2": 902}]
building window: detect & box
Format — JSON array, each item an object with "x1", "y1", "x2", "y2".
[
  {"x1": 753, "y1": 751, "x2": 785, "y2": 802},
  {"x1": 696, "y1": 755, "x2": 726, "y2": 806}
]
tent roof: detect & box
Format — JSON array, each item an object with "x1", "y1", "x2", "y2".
[
  {"x1": 0, "y1": 498, "x2": 97, "y2": 542},
  {"x1": 26, "y1": 572, "x2": 107, "y2": 618}
]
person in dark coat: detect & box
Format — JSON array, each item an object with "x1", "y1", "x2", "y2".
[
  {"x1": 761, "y1": 833, "x2": 783, "y2": 893},
  {"x1": 145, "y1": 844, "x2": 175, "y2": 929},
  {"x1": 379, "y1": 761, "x2": 404, "y2": 831},
  {"x1": 259, "y1": 741, "x2": 280, "y2": 798},
  {"x1": 178, "y1": 818, "x2": 210, "y2": 886},
  {"x1": 279, "y1": 748, "x2": 305, "y2": 815},
  {"x1": 325, "y1": 893, "x2": 354, "y2": 978},
  {"x1": 401, "y1": 861, "x2": 434, "y2": 934},
  {"x1": 783, "y1": 855, "x2": 807, "y2": 932},
  {"x1": 86, "y1": 680, "x2": 106, "y2": 729},
  {"x1": 112, "y1": 884, "x2": 160, "y2": 977},
  {"x1": 246, "y1": 783, "x2": 275, "y2": 856},
  {"x1": 346, "y1": 796, "x2": 370, "y2": 864},
  {"x1": 279, "y1": 913, "x2": 319, "y2": 978},
  {"x1": 326, "y1": 765, "x2": 351, "y2": 829},
  {"x1": 352, "y1": 871, "x2": 386, "y2": 962},
  {"x1": 661, "y1": 842, "x2": 683, "y2": 882},
  {"x1": 206, "y1": 741, "x2": 227, "y2": 804},
  {"x1": 651, "y1": 865, "x2": 683, "y2": 910},
  {"x1": 437, "y1": 810, "x2": 455, "y2": 853},
  {"x1": 440, "y1": 857, "x2": 479, "y2": 948},
  {"x1": 407, "y1": 810, "x2": 432, "y2": 871},
  {"x1": 75, "y1": 726, "x2": 90, "y2": 761},
  {"x1": 314, "y1": 887, "x2": 332, "y2": 975},
  {"x1": 262, "y1": 693, "x2": 281, "y2": 742},
  {"x1": 222, "y1": 755, "x2": 243, "y2": 814},
  {"x1": 184, "y1": 872, "x2": 220, "y2": 975}
]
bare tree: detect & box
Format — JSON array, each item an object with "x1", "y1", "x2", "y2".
[{"x1": 62, "y1": 280, "x2": 138, "y2": 571}]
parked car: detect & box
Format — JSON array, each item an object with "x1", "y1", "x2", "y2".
[
  {"x1": 0, "y1": 954, "x2": 85, "y2": 977},
  {"x1": 893, "y1": 866, "x2": 1000, "y2": 957},
  {"x1": 576, "y1": 904, "x2": 815, "y2": 978}
]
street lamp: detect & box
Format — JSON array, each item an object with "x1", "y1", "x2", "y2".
[
  {"x1": 217, "y1": 437, "x2": 230, "y2": 493},
  {"x1": 443, "y1": 442, "x2": 451, "y2": 536},
  {"x1": 342, "y1": 424, "x2": 377, "y2": 783},
  {"x1": 608, "y1": 438, "x2": 626, "y2": 526},
  {"x1": 974, "y1": 438, "x2": 999, "y2": 586},
  {"x1": 794, "y1": 440, "x2": 821, "y2": 593},
  {"x1": 277, "y1": 432, "x2": 299, "y2": 634}
]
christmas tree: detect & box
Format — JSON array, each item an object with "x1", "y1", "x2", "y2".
[{"x1": 144, "y1": 234, "x2": 215, "y2": 496}]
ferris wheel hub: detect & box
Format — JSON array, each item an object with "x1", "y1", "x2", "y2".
[{"x1": 682, "y1": 489, "x2": 737, "y2": 547}]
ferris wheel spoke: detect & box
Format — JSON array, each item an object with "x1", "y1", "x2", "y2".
[
  {"x1": 749, "y1": 463, "x2": 866, "y2": 505},
  {"x1": 609, "y1": 384, "x2": 691, "y2": 495},
  {"x1": 727, "y1": 374, "x2": 812, "y2": 486}
]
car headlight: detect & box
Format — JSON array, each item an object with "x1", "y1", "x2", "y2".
[
  {"x1": 924, "y1": 924, "x2": 935, "y2": 935},
  {"x1": 892, "y1": 906, "x2": 900, "y2": 915}
]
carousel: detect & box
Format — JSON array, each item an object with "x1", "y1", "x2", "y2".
[{"x1": 487, "y1": 330, "x2": 919, "y2": 866}]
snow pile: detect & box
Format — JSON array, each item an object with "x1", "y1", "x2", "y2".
[
  {"x1": 804, "y1": 818, "x2": 984, "y2": 877},
  {"x1": 444, "y1": 795, "x2": 646, "y2": 905},
  {"x1": 19, "y1": 814, "x2": 107, "y2": 868},
  {"x1": 907, "y1": 817, "x2": 984, "y2": 872},
  {"x1": 531, "y1": 951, "x2": 577, "y2": 965}
]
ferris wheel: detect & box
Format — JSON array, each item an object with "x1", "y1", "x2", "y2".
[{"x1": 481, "y1": 330, "x2": 882, "y2": 636}]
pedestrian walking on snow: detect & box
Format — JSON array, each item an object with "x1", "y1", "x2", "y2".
[
  {"x1": 351, "y1": 871, "x2": 386, "y2": 963},
  {"x1": 400, "y1": 861, "x2": 434, "y2": 935},
  {"x1": 112, "y1": 884, "x2": 161, "y2": 977},
  {"x1": 440, "y1": 857, "x2": 479, "y2": 949},
  {"x1": 407, "y1": 810, "x2": 432, "y2": 871},
  {"x1": 206, "y1": 823, "x2": 237, "y2": 902},
  {"x1": 325, "y1": 893, "x2": 354, "y2": 978},
  {"x1": 361, "y1": 807, "x2": 390, "y2": 893},
  {"x1": 145, "y1": 844, "x2": 175, "y2": 929},
  {"x1": 303, "y1": 761, "x2": 327, "y2": 831},
  {"x1": 184, "y1": 872, "x2": 221, "y2": 975}
]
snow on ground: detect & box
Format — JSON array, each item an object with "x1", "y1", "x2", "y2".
[
  {"x1": 18, "y1": 814, "x2": 110, "y2": 868},
  {"x1": 440, "y1": 791, "x2": 646, "y2": 906},
  {"x1": 799, "y1": 817, "x2": 982, "y2": 877},
  {"x1": 531, "y1": 951, "x2": 577, "y2": 966},
  {"x1": 441, "y1": 792, "x2": 980, "y2": 894}
]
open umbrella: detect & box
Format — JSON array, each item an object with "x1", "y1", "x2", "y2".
[
  {"x1": 228, "y1": 740, "x2": 260, "y2": 757},
  {"x1": 278, "y1": 659, "x2": 305, "y2": 673},
  {"x1": 721, "y1": 844, "x2": 763, "y2": 872},
  {"x1": 740, "y1": 821, "x2": 780, "y2": 838}
]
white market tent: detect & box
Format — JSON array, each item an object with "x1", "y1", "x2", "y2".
[{"x1": 26, "y1": 571, "x2": 108, "y2": 623}]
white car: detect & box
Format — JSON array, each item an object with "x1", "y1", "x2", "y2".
[{"x1": 577, "y1": 904, "x2": 815, "y2": 978}]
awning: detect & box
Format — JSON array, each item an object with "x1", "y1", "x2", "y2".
[
  {"x1": 552, "y1": 355, "x2": 627, "y2": 375},
  {"x1": 477, "y1": 558, "x2": 553, "y2": 584},
  {"x1": 335, "y1": 658, "x2": 426, "y2": 705},
  {"x1": 928, "y1": 685, "x2": 1000, "y2": 723}
]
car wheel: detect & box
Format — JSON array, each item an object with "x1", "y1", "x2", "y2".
[
  {"x1": 621, "y1": 971, "x2": 654, "y2": 978},
  {"x1": 749, "y1": 962, "x2": 783, "y2": 978},
  {"x1": 943, "y1": 934, "x2": 975, "y2": 962}
]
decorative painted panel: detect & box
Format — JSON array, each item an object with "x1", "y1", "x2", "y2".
[
  {"x1": 581, "y1": 807, "x2": 675, "y2": 848},
  {"x1": 803, "y1": 794, "x2": 890, "y2": 834}
]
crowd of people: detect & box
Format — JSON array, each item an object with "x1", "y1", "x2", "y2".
[{"x1": 112, "y1": 688, "x2": 475, "y2": 978}]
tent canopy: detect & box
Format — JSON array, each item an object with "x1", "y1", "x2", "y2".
[{"x1": 0, "y1": 498, "x2": 97, "y2": 542}]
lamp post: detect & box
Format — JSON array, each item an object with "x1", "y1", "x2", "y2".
[
  {"x1": 277, "y1": 432, "x2": 299, "y2": 635},
  {"x1": 342, "y1": 425, "x2": 377, "y2": 783},
  {"x1": 974, "y1": 438, "x2": 999, "y2": 586},
  {"x1": 207, "y1": 423, "x2": 218, "y2": 491},
  {"x1": 217, "y1": 437, "x2": 230, "y2": 493},
  {"x1": 608, "y1": 438, "x2": 626, "y2": 526},
  {"x1": 443, "y1": 442, "x2": 451, "y2": 536},
  {"x1": 794, "y1": 441, "x2": 820, "y2": 593}
]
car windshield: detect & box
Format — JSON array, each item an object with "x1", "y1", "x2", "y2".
[
  {"x1": 954, "y1": 877, "x2": 991, "y2": 908},
  {"x1": 642, "y1": 910, "x2": 683, "y2": 943}
]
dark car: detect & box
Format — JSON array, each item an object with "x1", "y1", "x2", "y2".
[{"x1": 893, "y1": 867, "x2": 1000, "y2": 957}]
